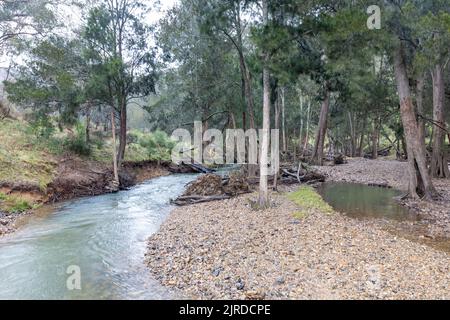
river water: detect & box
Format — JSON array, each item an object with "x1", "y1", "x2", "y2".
[{"x1": 0, "y1": 174, "x2": 196, "y2": 300}]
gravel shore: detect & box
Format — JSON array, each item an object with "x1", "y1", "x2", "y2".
[
  {"x1": 0, "y1": 210, "x2": 32, "y2": 236},
  {"x1": 146, "y1": 183, "x2": 450, "y2": 299}
]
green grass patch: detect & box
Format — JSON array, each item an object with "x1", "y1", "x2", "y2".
[
  {"x1": 0, "y1": 194, "x2": 32, "y2": 214},
  {"x1": 287, "y1": 186, "x2": 334, "y2": 219}
]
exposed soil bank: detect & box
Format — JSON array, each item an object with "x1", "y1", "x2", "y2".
[
  {"x1": 0, "y1": 158, "x2": 172, "y2": 236},
  {"x1": 315, "y1": 158, "x2": 450, "y2": 237},
  {"x1": 146, "y1": 189, "x2": 450, "y2": 300}
]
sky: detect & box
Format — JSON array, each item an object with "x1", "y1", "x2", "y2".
[{"x1": 0, "y1": 0, "x2": 179, "y2": 69}]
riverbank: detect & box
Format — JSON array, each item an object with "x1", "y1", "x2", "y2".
[
  {"x1": 146, "y1": 186, "x2": 450, "y2": 300},
  {"x1": 0, "y1": 158, "x2": 172, "y2": 237},
  {"x1": 315, "y1": 158, "x2": 450, "y2": 237}
]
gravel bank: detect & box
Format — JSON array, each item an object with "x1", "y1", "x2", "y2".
[
  {"x1": 0, "y1": 210, "x2": 31, "y2": 236},
  {"x1": 146, "y1": 188, "x2": 450, "y2": 300}
]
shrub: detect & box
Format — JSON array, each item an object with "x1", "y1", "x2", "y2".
[
  {"x1": 63, "y1": 122, "x2": 91, "y2": 156},
  {"x1": 137, "y1": 130, "x2": 175, "y2": 161}
]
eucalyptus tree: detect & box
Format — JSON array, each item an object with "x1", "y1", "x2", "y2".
[
  {"x1": 154, "y1": 0, "x2": 243, "y2": 134},
  {"x1": 410, "y1": 2, "x2": 450, "y2": 178},
  {"x1": 383, "y1": 0, "x2": 441, "y2": 199},
  {"x1": 82, "y1": 0, "x2": 157, "y2": 163},
  {"x1": 0, "y1": 0, "x2": 60, "y2": 50},
  {"x1": 4, "y1": 36, "x2": 85, "y2": 129},
  {"x1": 201, "y1": 0, "x2": 258, "y2": 130}
]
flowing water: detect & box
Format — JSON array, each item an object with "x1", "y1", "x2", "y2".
[{"x1": 0, "y1": 174, "x2": 196, "y2": 300}]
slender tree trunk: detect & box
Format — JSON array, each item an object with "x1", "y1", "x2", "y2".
[
  {"x1": 281, "y1": 87, "x2": 286, "y2": 153},
  {"x1": 85, "y1": 107, "x2": 91, "y2": 145},
  {"x1": 117, "y1": 101, "x2": 127, "y2": 164},
  {"x1": 302, "y1": 99, "x2": 311, "y2": 156},
  {"x1": 348, "y1": 111, "x2": 356, "y2": 157},
  {"x1": 298, "y1": 92, "x2": 304, "y2": 151},
  {"x1": 416, "y1": 73, "x2": 426, "y2": 141},
  {"x1": 371, "y1": 117, "x2": 379, "y2": 159},
  {"x1": 258, "y1": 0, "x2": 270, "y2": 207},
  {"x1": 393, "y1": 43, "x2": 438, "y2": 199},
  {"x1": 358, "y1": 117, "x2": 366, "y2": 157},
  {"x1": 430, "y1": 64, "x2": 449, "y2": 178},
  {"x1": 111, "y1": 110, "x2": 119, "y2": 183},
  {"x1": 311, "y1": 87, "x2": 330, "y2": 165},
  {"x1": 273, "y1": 93, "x2": 280, "y2": 191}
]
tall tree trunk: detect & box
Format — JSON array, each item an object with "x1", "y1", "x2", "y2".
[
  {"x1": 358, "y1": 117, "x2": 366, "y2": 157},
  {"x1": 430, "y1": 64, "x2": 449, "y2": 178},
  {"x1": 416, "y1": 73, "x2": 426, "y2": 141},
  {"x1": 311, "y1": 87, "x2": 330, "y2": 165},
  {"x1": 302, "y1": 99, "x2": 311, "y2": 156},
  {"x1": 281, "y1": 87, "x2": 287, "y2": 153},
  {"x1": 348, "y1": 111, "x2": 356, "y2": 157},
  {"x1": 258, "y1": 0, "x2": 270, "y2": 207},
  {"x1": 85, "y1": 107, "x2": 91, "y2": 145},
  {"x1": 393, "y1": 43, "x2": 438, "y2": 199},
  {"x1": 273, "y1": 92, "x2": 280, "y2": 191},
  {"x1": 371, "y1": 117, "x2": 380, "y2": 159},
  {"x1": 298, "y1": 92, "x2": 304, "y2": 152},
  {"x1": 117, "y1": 102, "x2": 127, "y2": 164},
  {"x1": 111, "y1": 109, "x2": 119, "y2": 183}
]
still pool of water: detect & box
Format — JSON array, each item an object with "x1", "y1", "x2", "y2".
[
  {"x1": 0, "y1": 174, "x2": 196, "y2": 300},
  {"x1": 317, "y1": 182, "x2": 420, "y2": 221}
]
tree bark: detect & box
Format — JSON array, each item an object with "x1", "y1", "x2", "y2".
[
  {"x1": 416, "y1": 73, "x2": 426, "y2": 141},
  {"x1": 302, "y1": 99, "x2": 311, "y2": 156},
  {"x1": 258, "y1": 0, "x2": 270, "y2": 207},
  {"x1": 281, "y1": 87, "x2": 287, "y2": 153},
  {"x1": 430, "y1": 63, "x2": 449, "y2": 178},
  {"x1": 117, "y1": 102, "x2": 127, "y2": 164},
  {"x1": 393, "y1": 43, "x2": 438, "y2": 199},
  {"x1": 311, "y1": 87, "x2": 330, "y2": 165},
  {"x1": 273, "y1": 90, "x2": 281, "y2": 191},
  {"x1": 371, "y1": 117, "x2": 380, "y2": 159},
  {"x1": 111, "y1": 109, "x2": 119, "y2": 183}
]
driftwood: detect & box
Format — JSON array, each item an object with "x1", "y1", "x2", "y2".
[
  {"x1": 168, "y1": 161, "x2": 215, "y2": 174},
  {"x1": 364, "y1": 146, "x2": 392, "y2": 159},
  {"x1": 171, "y1": 172, "x2": 250, "y2": 206},
  {"x1": 170, "y1": 195, "x2": 231, "y2": 206}
]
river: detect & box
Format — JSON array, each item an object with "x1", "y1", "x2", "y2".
[{"x1": 0, "y1": 174, "x2": 196, "y2": 300}]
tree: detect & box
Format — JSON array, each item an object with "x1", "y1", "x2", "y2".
[
  {"x1": 82, "y1": 0, "x2": 157, "y2": 164},
  {"x1": 258, "y1": 0, "x2": 270, "y2": 207},
  {"x1": 385, "y1": 1, "x2": 440, "y2": 199},
  {"x1": 0, "y1": 0, "x2": 59, "y2": 50},
  {"x1": 5, "y1": 36, "x2": 85, "y2": 128}
]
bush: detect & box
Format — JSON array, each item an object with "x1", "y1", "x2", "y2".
[
  {"x1": 63, "y1": 122, "x2": 91, "y2": 156},
  {"x1": 137, "y1": 130, "x2": 175, "y2": 161}
]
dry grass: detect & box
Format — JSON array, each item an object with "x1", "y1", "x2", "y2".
[{"x1": 0, "y1": 119, "x2": 56, "y2": 191}]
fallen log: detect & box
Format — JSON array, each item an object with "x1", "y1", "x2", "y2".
[{"x1": 170, "y1": 195, "x2": 232, "y2": 206}]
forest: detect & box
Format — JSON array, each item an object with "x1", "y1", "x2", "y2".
[{"x1": 1, "y1": 0, "x2": 450, "y2": 301}]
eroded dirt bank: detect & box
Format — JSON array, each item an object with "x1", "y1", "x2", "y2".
[
  {"x1": 0, "y1": 158, "x2": 172, "y2": 236},
  {"x1": 146, "y1": 189, "x2": 450, "y2": 300}
]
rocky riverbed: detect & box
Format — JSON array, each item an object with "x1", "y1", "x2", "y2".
[{"x1": 146, "y1": 185, "x2": 450, "y2": 299}]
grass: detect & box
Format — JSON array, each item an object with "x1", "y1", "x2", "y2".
[
  {"x1": 287, "y1": 186, "x2": 334, "y2": 219},
  {"x1": 0, "y1": 192, "x2": 33, "y2": 214},
  {"x1": 0, "y1": 119, "x2": 56, "y2": 191},
  {"x1": 0, "y1": 118, "x2": 173, "y2": 193}
]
